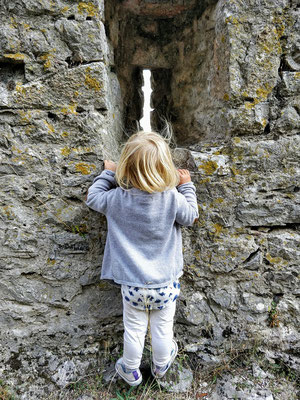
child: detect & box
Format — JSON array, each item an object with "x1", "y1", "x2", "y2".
[{"x1": 86, "y1": 131, "x2": 198, "y2": 386}]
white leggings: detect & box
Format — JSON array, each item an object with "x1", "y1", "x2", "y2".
[{"x1": 122, "y1": 298, "x2": 177, "y2": 369}]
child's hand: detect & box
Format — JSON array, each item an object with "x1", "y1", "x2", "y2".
[
  {"x1": 104, "y1": 160, "x2": 117, "y2": 172},
  {"x1": 177, "y1": 169, "x2": 191, "y2": 185}
]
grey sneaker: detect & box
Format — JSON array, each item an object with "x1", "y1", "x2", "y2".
[
  {"x1": 151, "y1": 339, "x2": 178, "y2": 379},
  {"x1": 115, "y1": 358, "x2": 142, "y2": 386}
]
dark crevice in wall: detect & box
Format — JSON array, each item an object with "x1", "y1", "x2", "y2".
[
  {"x1": 0, "y1": 60, "x2": 26, "y2": 89},
  {"x1": 242, "y1": 248, "x2": 261, "y2": 264},
  {"x1": 47, "y1": 112, "x2": 58, "y2": 121},
  {"x1": 249, "y1": 223, "x2": 300, "y2": 232},
  {"x1": 151, "y1": 68, "x2": 175, "y2": 132},
  {"x1": 123, "y1": 66, "x2": 144, "y2": 134},
  {"x1": 264, "y1": 123, "x2": 271, "y2": 134},
  {"x1": 222, "y1": 326, "x2": 234, "y2": 338}
]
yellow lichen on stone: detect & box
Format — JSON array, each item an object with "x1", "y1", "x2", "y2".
[
  {"x1": 213, "y1": 223, "x2": 223, "y2": 236},
  {"x1": 44, "y1": 121, "x2": 55, "y2": 134},
  {"x1": 78, "y1": 2, "x2": 98, "y2": 17},
  {"x1": 286, "y1": 193, "x2": 295, "y2": 199},
  {"x1": 84, "y1": 68, "x2": 102, "y2": 92},
  {"x1": 256, "y1": 23, "x2": 282, "y2": 57},
  {"x1": 230, "y1": 166, "x2": 240, "y2": 176},
  {"x1": 198, "y1": 160, "x2": 218, "y2": 175},
  {"x1": 261, "y1": 119, "x2": 268, "y2": 128},
  {"x1": 4, "y1": 53, "x2": 25, "y2": 61},
  {"x1": 244, "y1": 98, "x2": 261, "y2": 109},
  {"x1": 223, "y1": 93, "x2": 230, "y2": 101},
  {"x1": 75, "y1": 162, "x2": 96, "y2": 175},
  {"x1": 226, "y1": 250, "x2": 236, "y2": 257},
  {"x1": 16, "y1": 82, "x2": 26, "y2": 95},
  {"x1": 245, "y1": 101, "x2": 256, "y2": 110},
  {"x1": 266, "y1": 253, "x2": 288, "y2": 266},
  {"x1": 198, "y1": 178, "x2": 211, "y2": 185},
  {"x1": 256, "y1": 83, "x2": 273, "y2": 100},
  {"x1": 215, "y1": 198, "x2": 224, "y2": 204},
  {"x1": 60, "y1": 6, "x2": 70, "y2": 13},
  {"x1": 40, "y1": 54, "x2": 52, "y2": 70},
  {"x1": 272, "y1": 14, "x2": 285, "y2": 40},
  {"x1": 9, "y1": 17, "x2": 17, "y2": 29},
  {"x1": 19, "y1": 110, "x2": 32, "y2": 123},
  {"x1": 49, "y1": 0, "x2": 56, "y2": 9},
  {"x1": 61, "y1": 105, "x2": 77, "y2": 114},
  {"x1": 61, "y1": 147, "x2": 71, "y2": 157},
  {"x1": 209, "y1": 197, "x2": 224, "y2": 208},
  {"x1": 25, "y1": 126, "x2": 33, "y2": 135},
  {"x1": 261, "y1": 39, "x2": 281, "y2": 56},
  {"x1": 244, "y1": 82, "x2": 274, "y2": 110},
  {"x1": 61, "y1": 146, "x2": 93, "y2": 156},
  {"x1": 11, "y1": 145, "x2": 22, "y2": 154},
  {"x1": 225, "y1": 16, "x2": 239, "y2": 25}
]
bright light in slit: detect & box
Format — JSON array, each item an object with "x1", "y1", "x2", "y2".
[{"x1": 140, "y1": 69, "x2": 153, "y2": 132}]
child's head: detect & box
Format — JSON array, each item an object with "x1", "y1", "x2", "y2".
[{"x1": 116, "y1": 131, "x2": 179, "y2": 193}]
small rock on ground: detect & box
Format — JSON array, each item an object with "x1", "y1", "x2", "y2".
[{"x1": 155, "y1": 360, "x2": 193, "y2": 393}]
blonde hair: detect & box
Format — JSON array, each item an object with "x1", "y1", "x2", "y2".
[{"x1": 115, "y1": 131, "x2": 179, "y2": 193}]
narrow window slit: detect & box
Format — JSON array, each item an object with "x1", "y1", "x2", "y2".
[{"x1": 139, "y1": 69, "x2": 153, "y2": 132}]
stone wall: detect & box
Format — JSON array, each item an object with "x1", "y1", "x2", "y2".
[
  {"x1": 0, "y1": 0, "x2": 299, "y2": 398},
  {"x1": 0, "y1": 0, "x2": 124, "y2": 396}
]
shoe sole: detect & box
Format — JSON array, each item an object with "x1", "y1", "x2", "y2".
[
  {"x1": 151, "y1": 339, "x2": 178, "y2": 379},
  {"x1": 115, "y1": 363, "x2": 142, "y2": 386}
]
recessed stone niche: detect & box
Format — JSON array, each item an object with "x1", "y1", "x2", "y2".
[
  {"x1": 106, "y1": 0, "x2": 299, "y2": 144},
  {"x1": 105, "y1": 0, "x2": 220, "y2": 144},
  {"x1": 0, "y1": 58, "x2": 26, "y2": 94}
]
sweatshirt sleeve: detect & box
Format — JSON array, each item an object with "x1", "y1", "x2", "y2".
[
  {"x1": 85, "y1": 169, "x2": 117, "y2": 215},
  {"x1": 175, "y1": 181, "x2": 199, "y2": 226}
]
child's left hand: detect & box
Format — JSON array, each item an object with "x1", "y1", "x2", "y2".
[
  {"x1": 177, "y1": 169, "x2": 191, "y2": 185},
  {"x1": 104, "y1": 160, "x2": 117, "y2": 172}
]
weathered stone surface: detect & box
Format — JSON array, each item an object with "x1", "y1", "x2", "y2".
[
  {"x1": 208, "y1": 367, "x2": 298, "y2": 400},
  {"x1": 156, "y1": 360, "x2": 193, "y2": 393},
  {"x1": 0, "y1": 0, "x2": 104, "y2": 20},
  {"x1": 168, "y1": 0, "x2": 300, "y2": 142},
  {"x1": 210, "y1": 373, "x2": 276, "y2": 400},
  {"x1": 0, "y1": 0, "x2": 299, "y2": 398},
  {"x1": 0, "y1": 1, "x2": 123, "y2": 397},
  {"x1": 173, "y1": 137, "x2": 299, "y2": 382},
  {"x1": 0, "y1": 62, "x2": 110, "y2": 110}
]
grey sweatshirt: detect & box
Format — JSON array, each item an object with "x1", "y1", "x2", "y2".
[{"x1": 86, "y1": 169, "x2": 199, "y2": 288}]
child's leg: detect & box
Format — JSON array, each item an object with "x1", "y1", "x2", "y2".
[
  {"x1": 149, "y1": 300, "x2": 177, "y2": 366},
  {"x1": 123, "y1": 300, "x2": 149, "y2": 369}
]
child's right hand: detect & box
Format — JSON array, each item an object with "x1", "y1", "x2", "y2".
[
  {"x1": 177, "y1": 169, "x2": 191, "y2": 185},
  {"x1": 104, "y1": 160, "x2": 117, "y2": 172}
]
